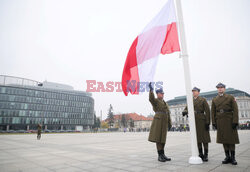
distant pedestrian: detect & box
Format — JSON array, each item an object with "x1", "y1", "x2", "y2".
[{"x1": 37, "y1": 124, "x2": 42, "y2": 140}]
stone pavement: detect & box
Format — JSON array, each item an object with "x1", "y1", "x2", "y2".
[{"x1": 0, "y1": 130, "x2": 249, "y2": 172}]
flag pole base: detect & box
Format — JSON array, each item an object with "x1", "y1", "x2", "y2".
[{"x1": 189, "y1": 156, "x2": 203, "y2": 164}]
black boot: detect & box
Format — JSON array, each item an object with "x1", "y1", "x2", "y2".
[
  {"x1": 161, "y1": 150, "x2": 171, "y2": 161},
  {"x1": 203, "y1": 149, "x2": 208, "y2": 162},
  {"x1": 230, "y1": 151, "x2": 237, "y2": 165},
  {"x1": 158, "y1": 150, "x2": 166, "y2": 162},
  {"x1": 222, "y1": 150, "x2": 231, "y2": 164},
  {"x1": 198, "y1": 148, "x2": 204, "y2": 160}
]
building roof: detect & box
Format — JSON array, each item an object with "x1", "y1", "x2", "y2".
[
  {"x1": 42, "y1": 81, "x2": 74, "y2": 90},
  {"x1": 105, "y1": 113, "x2": 153, "y2": 122},
  {"x1": 0, "y1": 75, "x2": 92, "y2": 97},
  {"x1": 167, "y1": 88, "x2": 250, "y2": 106}
]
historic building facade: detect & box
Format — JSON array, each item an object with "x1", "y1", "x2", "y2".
[
  {"x1": 0, "y1": 75, "x2": 94, "y2": 131},
  {"x1": 167, "y1": 88, "x2": 250, "y2": 127},
  {"x1": 105, "y1": 113, "x2": 153, "y2": 131}
]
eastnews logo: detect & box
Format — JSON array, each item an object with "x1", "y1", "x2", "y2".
[{"x1": 86, "y1": 80, "x2": 163, "y2": 93}]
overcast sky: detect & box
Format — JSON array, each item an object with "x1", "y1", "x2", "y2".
[{"x1": 0, "y1": 0, "x2": 250, "y2": 119}]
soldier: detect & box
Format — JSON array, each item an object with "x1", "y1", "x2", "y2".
[
  {"x1": 148, "y1": 83, "x2": 172, "y2": 162},
  {"x1": 37, "y1": 124, "x2": 42, "y2": 140},
  {"x1": 211, "y1": 83, "x2": 239, "y2": 165},
  {"x1": 182, "y1": 87, "x2": 211, "y2": 161}
]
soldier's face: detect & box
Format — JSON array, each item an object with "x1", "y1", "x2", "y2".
[
  {"x1": 192, "y1": 91, "x2": 199, "y2": 97},
  {"x1": 217, "y1": 87, "x2": 225, "y2": 94},
  {"x1": 157, "y1": 93, "x2": 164, "y2": 99}
]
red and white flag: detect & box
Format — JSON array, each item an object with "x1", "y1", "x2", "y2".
[{"x1": 122, "y1": 0, "x2": 180, "y2": 96}]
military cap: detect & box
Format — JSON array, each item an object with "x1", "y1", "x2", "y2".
[
  {"x1": 216, "y1": 82, "x2": 226, "y2": 88},
  {"x1": 192, "y1": 87, "x2": 200, "y2": 92},
  {"x1": 156, "y1": 88, "x2": 164, "y2": 94}
]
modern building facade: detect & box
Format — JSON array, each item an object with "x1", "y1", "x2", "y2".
[
  {"x1": 167, "y1": 88, "x2": 250, "y2": 127},
  {"x1": 0, "y1": 75, "x2": 94, "y2": 131}
]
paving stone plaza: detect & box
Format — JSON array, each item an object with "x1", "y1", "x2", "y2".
[{"x1": 0, "y1": 130, "x2": 249, "y2": 172}]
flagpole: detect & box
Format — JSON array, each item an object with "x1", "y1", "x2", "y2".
[{"x1": 175, "y1": 0, "x2": 203, "y2": 164}]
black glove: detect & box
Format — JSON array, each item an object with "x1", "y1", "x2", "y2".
[
  {"x1": 182, "y1": 111, "x2": 188, "y2": 117},
  {"x1": 149, "y1": 82, "x2": 153, "y2": 91},
  {"x1": 168, "y1": 125, "x2": 172, "y2": 131},
  {"x1": 232, "y1": 123, "x2": 238, "y2": 130},
  {"x1": 212, "y1": 124, "x2": 217, "y2": 130},
  {"x1": 205, "y1": 124, "x2": 210, "y2": 131}
]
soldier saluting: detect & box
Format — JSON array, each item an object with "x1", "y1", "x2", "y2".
[
  {"x1": 211, "y1": 83, "x2": 239, "y2": 165},
  {"x1": 182, "y1": 87, "x2": 211, "y2": 161},
  {"x1": 148, "y1": 83, "x2": 172, "y2": 162}
]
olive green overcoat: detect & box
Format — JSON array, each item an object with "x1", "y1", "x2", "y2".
[
  {"x1": 183, "y1": 96, "x2": 211, "y2": 143},
  {"x1": 211, "y1": 94, "x2": 239, "y2": 144},
  {"x1": 148, "y1": 91, "x2": 171, "y2": 144}
]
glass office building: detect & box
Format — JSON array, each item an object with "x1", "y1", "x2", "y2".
[{"x1": 0, "y1": 75, "x2": 94, "y2": 131}]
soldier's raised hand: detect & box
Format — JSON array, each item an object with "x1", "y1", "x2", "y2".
[{"x1": 149, "y1": 82, "x2": 153, "y2": 91}]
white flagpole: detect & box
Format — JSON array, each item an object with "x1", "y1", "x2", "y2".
[{"x1": 175, "y1": 0, "x2": 203, "y2": 164}]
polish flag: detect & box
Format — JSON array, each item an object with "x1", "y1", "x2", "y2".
[{"x1": 122, "y1": 0, "x2": 180, "y2": 96}]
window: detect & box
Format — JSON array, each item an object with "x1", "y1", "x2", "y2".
[
  {"x1": 19, "y1": 111, "x2": 25, "y2": 116},
  {"x1": 241, "y1": 111, "x2": 244, "y2": 118},
  {"x1": 8, "y1": 117, "x2": 12, "y2": 124},
  {"x1": 246, "y1": 111, "x2": 249, "y2": 117},
  {"x1": 0, "y1": 87, "x2": 4, "y2": 93},
  {"x1": 12, "y1": 117, "x2": 20, "y2": 124}
]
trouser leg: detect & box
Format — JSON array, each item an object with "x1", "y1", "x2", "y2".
[
  {"x1": 229, "y1": 144, "x2": 235, "y2": 151},
  {"x1": 203, "y1": 143, "x2": 208, "y2": 161},
  {"x1": 229, "y1": 144, "x2": 237, "y2": 165},
  {"x1": 156, "y1": 143, "x2": 170, "y2": 161},
  {"x1": 198, "y1": 143, "x2": 203, "y2": 160},
  {"x1": 156, "y1": 143, "x2": 165, "y2": 151},
  {"x1": 156, "y1": 143, "x2": 160, "y2": 151},
  {"x1": 38, "y1": 134, "x2": 41, "y2": 140},
  {"x1": 223, "y1": 144, "x2": 229, "y2": 151},
  {"x1": 156, "y1": 143, "x2": 166, "y2": 162},
  {"x1": 222, "y1": 144, "x2": 231, "y2": 164},
  {"x1": 203, "y1": 143, "x2": 208, "y2": 150},
  {"x1": 162, "y1": 143, "x2": 165, "y2": 150},
  {"x1": 198, "y1": 143, "x2": 202, "y2": 149}
]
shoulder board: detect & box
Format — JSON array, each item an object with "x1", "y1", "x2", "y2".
[
  {"x1": 213, "y1": 96, "x2": 218, "y2": 100},
  {"x1": 229, "y1": 94, "x2": 236, "y2": 101},
  {"x1": 225, "y1": 94, "x2": 233, "y2": 99},
  {"x1": 200, "y1": 97, "x2": 206, "y2": 101}
]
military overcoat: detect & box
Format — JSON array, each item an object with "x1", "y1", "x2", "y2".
[
  {"x1": 183, "y1": 96, "x2": 211, "y2": 143},
  {"x1": 211, "y1": 94, "x2": 239, "y2": 144},
  {"x1": 148, "y1": 91, "x2": 171, "y2": 144},
  {"x1": 184, "y1": 96, "x2": 211, "y2": 143}
]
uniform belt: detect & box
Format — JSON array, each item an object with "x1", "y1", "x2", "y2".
[
  {"x1": 155, "y1": 111, "x2": 168, "y2": 114},
  {"x1": 195, "y1": 111, "x2": 204, "y2": 114},
  {"x1": 216, "y1": 109, "x2": 232, "y2": 113}
]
